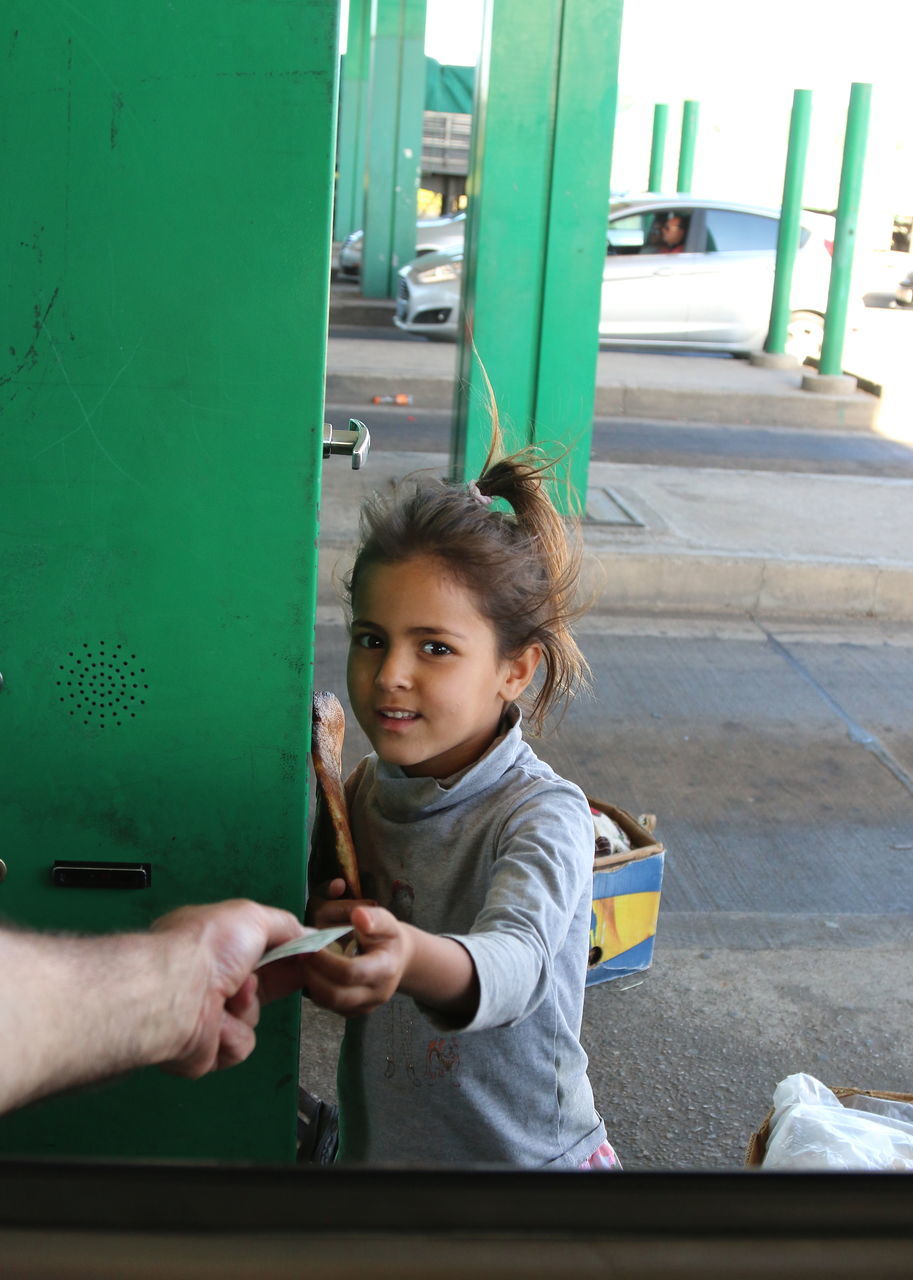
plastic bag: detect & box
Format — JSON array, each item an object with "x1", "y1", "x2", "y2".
[{"x1": 762, "y1": 1073, "x2": 913, "y2": 1171}]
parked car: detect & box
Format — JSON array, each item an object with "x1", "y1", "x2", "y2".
[
  {"x1": 393, "y1": 195, "x2": 839, "y2": 361},
  {"x1": 338, "y1": 212, "x2": 466, "y2": 278},
  {"x1": 393, "y1": 249, "x2": 465, "y2": 340}
]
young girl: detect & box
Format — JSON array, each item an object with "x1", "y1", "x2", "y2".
[{"x1": 302, "y1": 429, "x2": 619, "y2": 1171}]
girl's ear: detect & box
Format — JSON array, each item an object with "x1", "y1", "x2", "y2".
[{"x1": 499, "y1": 644, "x2": 542, "y2": 703}]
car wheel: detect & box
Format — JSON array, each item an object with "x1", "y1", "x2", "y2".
[{"x1": 784, "y1": 311, "x2": 825, "y2": 364}]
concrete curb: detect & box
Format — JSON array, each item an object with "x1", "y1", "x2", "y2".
[
  {"x1": 329, "y1": 295, "x2": 399, "y2": 327},
  {"x1": 579, "y1": 547, "x2": 913, "y2": 621},
  {"x1": 589, "y1": 380, "x2": 877, "y2": 430},
  {"x1": 326, "y1": 369, "x2": 879, "y2": 431},
  {"x1": 317, "y1": 539, "x2": 913, "y2": 621}
]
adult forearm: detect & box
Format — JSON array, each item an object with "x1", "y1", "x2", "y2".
[{"x1": 0, "y1": 926, "x2": 198, "y2": 1116}]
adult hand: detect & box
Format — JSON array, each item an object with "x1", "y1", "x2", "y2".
[
  {"x1": 0, "y1": 898, "x2": 314, "y2": 1118},
  {"x1": 152, "y1": 899, "x2": 309, "y2": 1078}
]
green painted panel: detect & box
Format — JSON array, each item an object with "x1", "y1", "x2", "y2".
[{"x1": 0, "y1": 0, "x2": 339, "y2": 1161}]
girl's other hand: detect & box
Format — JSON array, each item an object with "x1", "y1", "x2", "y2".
[{"x1": 308, "y1": 878, "x2": 376, "y2": 928}]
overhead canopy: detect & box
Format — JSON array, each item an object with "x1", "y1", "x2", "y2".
[
  {"x1": 424, "y1": 58, "x2": 475, "y2": 114},
  {"x1": 338, "y1": 55, "x2": 474, "y2": 114}
]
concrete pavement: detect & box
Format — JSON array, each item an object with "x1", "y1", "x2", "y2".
[{"x1": 322, "y1": 319, "x2": 913, "y2": 624}]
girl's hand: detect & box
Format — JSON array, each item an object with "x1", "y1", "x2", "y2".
[
  {"x1": 297, "y1": 906, "x2": 410, "y2": 1017},
  {"x1": 307, "y1": 878, "x2": 376, "y2": 928},
  {"x1": 299, "y1": 908, "x2": 480, "y2": 1025}
]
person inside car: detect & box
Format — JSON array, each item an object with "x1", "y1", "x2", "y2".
[
  {"x1": 642, "y1": 212, "x2": 688, "y2": 253},
  {"x1": 657, "y1": 213, "x2": 687, "y2": 252}
]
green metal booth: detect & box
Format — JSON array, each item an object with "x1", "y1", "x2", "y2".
[{"x1": 0, "y1": 0, "x2": 342, "y2": 1162}]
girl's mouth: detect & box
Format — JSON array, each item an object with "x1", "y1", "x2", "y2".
[{"x1": 377, "y1": 708, "x2": 420, "y2": 725}]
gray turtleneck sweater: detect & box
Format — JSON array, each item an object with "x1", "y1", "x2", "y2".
[{"x1": 326, "y1": 707, "x2": 607, "y2": 1169}]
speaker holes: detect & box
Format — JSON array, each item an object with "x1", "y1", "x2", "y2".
[{"x1": 58, "y1": 643, "x2": 149, "y2": 728}]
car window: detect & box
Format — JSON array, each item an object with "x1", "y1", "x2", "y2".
[
  {"x1": 704, "y1": 209, "x2": 780, "y2": 252},
  {"x1": 606, "y1": 213, "x2": 652, "y2": 252}
]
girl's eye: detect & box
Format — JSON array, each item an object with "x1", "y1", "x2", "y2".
[
  {"x1": 352, "y1": 632, "x2": 383, "y2": 650},
  {"x1": 421, "y1": 640, "x2": 453, "y2": 657}
]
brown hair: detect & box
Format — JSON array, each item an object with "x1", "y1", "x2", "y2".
[{"x1": 345, "y1": 420, "x2": 590, "y2": 733}]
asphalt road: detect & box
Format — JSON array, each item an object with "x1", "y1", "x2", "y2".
[{"x1": 325, "y1": 399, "x2": 913, "y2": 477}]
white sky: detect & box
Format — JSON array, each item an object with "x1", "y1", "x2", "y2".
[{"x1": 342, "y1": 0, "x2": 911, "y2": 240}]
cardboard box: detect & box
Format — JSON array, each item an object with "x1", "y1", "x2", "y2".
[
  {"x1": 745, "y1": 1086, "x2": 913, "y2": 1166},
  {"x1": 585, "y1": 799, "x2": 665, "y2": 987}
]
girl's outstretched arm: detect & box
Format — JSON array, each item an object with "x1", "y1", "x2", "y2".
[{"x1": 299, "y1": 906, "x2": 480, "y2": 1025}]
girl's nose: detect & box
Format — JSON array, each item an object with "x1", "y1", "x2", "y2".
[{"x1": 374, "y1": 648, "x2": 412, "y2": 690}]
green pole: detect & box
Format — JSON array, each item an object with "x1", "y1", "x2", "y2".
[
  {"x1": 818, "y1": 82, "x2": 871, "y2": 376},
  {"x1": 676, "y1": 99, "x2": 699, "y2": 192},
  {"x1": 536, "y1": 0, "x2": 624, "y2": 506},
  {"x1": 362, "y1": 0, "x2": 427, "y2": 298},
  {"x1": 648, "y1": 103, "x2": 668, "y2": 191},
  {"x1": 765, "y1": 88, "x2": 812, "y2": 354},
  {"x1": 334, "y1": 0, "x2": 372, "y2": 241},
  {"x1": 453, "y1": 0, "x2": 623, "y2": 512}
]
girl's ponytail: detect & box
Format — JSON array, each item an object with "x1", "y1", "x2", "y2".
[{"x1": 472, "y1": 417, "x2": 589, "y2": 730}]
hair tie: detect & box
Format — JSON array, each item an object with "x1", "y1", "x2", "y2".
[{"x1": 468, "y1": 481, "x2": 493, "y2": 507}]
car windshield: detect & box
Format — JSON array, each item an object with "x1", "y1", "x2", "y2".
[{"x1": 606, "y1": 212, "x2": 653, "y2": 251}]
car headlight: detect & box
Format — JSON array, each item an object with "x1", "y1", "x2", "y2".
[{"x1": 415, "y1": 261, "x2": 462, "y2": 284}]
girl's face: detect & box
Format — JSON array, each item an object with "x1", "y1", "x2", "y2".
[{"x1": 347, "y1": 555, "x2": 538, "y2": 779}]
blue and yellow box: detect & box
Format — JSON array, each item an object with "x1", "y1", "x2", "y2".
[{"x1": 586, "y1": 799, "x2": 665, "y2": 987}]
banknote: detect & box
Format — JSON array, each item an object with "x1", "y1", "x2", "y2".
[{"x1": 255, "y1": 925, "x2": 353, "y2": 969}]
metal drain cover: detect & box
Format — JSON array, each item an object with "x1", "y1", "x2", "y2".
[{"x1": 585, "y1": 487, "x2": 644, "y2": 527}]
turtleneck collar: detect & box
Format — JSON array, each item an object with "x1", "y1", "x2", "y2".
[{"x1": 372, "y1": 704, "x2": 524, "y2": 822}]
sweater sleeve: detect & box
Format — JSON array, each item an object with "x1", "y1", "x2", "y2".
[{"x1": 440, "y1": 776, "x2": 593, "y2": 1032}]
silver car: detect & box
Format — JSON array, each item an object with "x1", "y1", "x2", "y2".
[
  {"x1": 338, "y1": 212, "x2": 466, "y2": 279},
  {"x1": 393, "y1": 196, "x2": 837, "y2": 360}
]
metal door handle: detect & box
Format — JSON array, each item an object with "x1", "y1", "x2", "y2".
[{"x1": 323, "y1": 419, "x2": 370, "y2": 470}]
